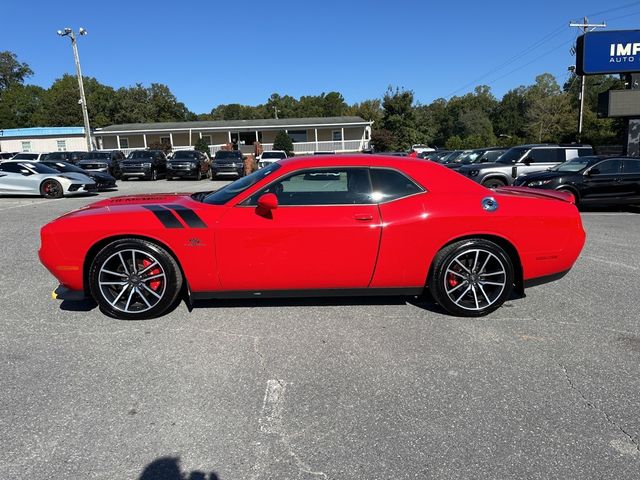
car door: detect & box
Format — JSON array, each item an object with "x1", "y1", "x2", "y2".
[
  {"x1": 512, "y1": 148, "x2": 561, "y2": 178},
  {"x1": 622, "y1": 159, "x2": 640, "y2": 201},
  {"x1": 214, "y1": 167, "x2": 382, "y2": 291},
  {"x1": 0, "y1": 163, "x2": 38, "y2": 193},
  {"x1": 581, "y1": 159, "x2": 623, "y2": 203}
]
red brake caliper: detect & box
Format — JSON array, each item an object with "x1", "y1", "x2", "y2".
[
  {"x1": 447, "y1": 272, "x2": 459, "y2": 288},
  {"x1": 142, "y1": 259, "x2": 162, "y2": 291}
]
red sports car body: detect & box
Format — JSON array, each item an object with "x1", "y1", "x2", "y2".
[{"x1": 39, "y1": 155, "x2": 585, "y2": 319}]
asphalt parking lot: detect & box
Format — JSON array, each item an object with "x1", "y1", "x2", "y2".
[{"x1": 1, "y1": 179, "x2": 639, "y2": 479}]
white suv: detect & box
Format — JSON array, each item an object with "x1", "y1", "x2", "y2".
[{"x1": 258, "y1": 150, "x2": 288, "y2": 168}]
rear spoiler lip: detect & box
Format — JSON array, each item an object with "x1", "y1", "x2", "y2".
[{"x1": 495, "y1": 186, "x2": 575, "y2": 204}]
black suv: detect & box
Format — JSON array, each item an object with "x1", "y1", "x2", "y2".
[
  {"x1": 458, "y1": 144, "x2": 593, "y2": 188},
  {"x1": 212, "y1": 150, "x2": 245, "y2": 179},
  {"x1": 167, "y1": 150, "x2": 211, "y2": 180},
  {"x1": 42, "y1": 151, "x2": 88, "y2": 165},
  {"x1": 78, "y1": 150, "x2": 126, "y2": 178},
  {"x1": 514, "y1": 156, "x2": 640, "y2": 207},
  {"x1": 120, "y1": 150, "x2": 167, "y2": 181}
]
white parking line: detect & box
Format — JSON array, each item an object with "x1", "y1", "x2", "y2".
[{"x1": 0, "y1": 198, "x2": 60, "y2": 212}]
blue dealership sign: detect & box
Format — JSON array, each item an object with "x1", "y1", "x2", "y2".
[{"x1": 577, "y1": 30, "x2": 640, "y2": 75}]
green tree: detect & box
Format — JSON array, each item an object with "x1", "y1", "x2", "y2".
[
  {"x1": 349, "y1": 99, "x2": 383, "y2": 124},
  {"x1": 194, "y1": 137, "x2": 210, "y2": 154},
  {"x1": 445, "y1": 135, "x2": 464, "y2": 150},
  {"x1": 378, "y1": 86, "x2": 424, "y2": 150},
  {"x1": 525, "y1": 74, "x2": 574, "y2": 143},
  {"x1": 273, "y1": 130, "x2": 294, "y2": 156},
  {"x1": 0, "y1": 84, "x2": 45, "y2": 128},
  {"x1": 370, "y1": 128, "x2": 395, "y2": 152},
  {"x1": 0, "y1": 51, "x2": 33, "y2": 91}
]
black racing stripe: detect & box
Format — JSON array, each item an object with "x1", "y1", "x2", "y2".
[
  {"x1": 165, "y1": 205, "x2": 207, "y2": 228},
  {"x1": 144, "y1": 205, "x2": 184, "y2": 229}
]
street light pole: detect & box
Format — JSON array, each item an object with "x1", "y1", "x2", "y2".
[
  {"x1": 58, "y1": 27, "x2": 92, "y2": 151},
  {"x1": 569, "y1": 17, "x2": 606, "y2": 143}
]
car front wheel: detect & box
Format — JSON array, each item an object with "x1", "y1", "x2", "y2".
[
  {"x1": 428, "y1": 239, "x2": 514, "y2": 317},
  {"x1": 40, "y1": 179, "x2": 64, "y2": 199},
  {"x1": 89, "y1": 239, "x2": 183, "y2": 320},
  {"x1": 482, "y1": 178, "x2": 507, "y2": 189}
]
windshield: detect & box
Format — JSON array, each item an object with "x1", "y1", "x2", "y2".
[
  {"x1": 480, "y1": 150, "x2": 505, "y2": 163},
  {"x1": 551, "y1": 158, "x2": 592, "y2": 172},
  {"x1": 127, "y1": 151, "x2": 155, "y2": 159},
  {"x1": 84, "y1": 152, "x2": 111, "y2": 160},
  {"x1": 457, "y1": 151, "x2": 483, "y2": 164},
  {"x1": 6, "y1": 162, "x2": 59, "y2": 174},
  {"x1": 201, "y1": 163, "x2": 281, "y2": 205},
  {"x1": 215, "y1": 151, "x2": 242, "y2": 159},
  {"x1": 496, "y1": 147, "x2": 528, "y2": 164},
  {"x1": 44, "y1": 161, "x2": 85, "y2": 173},
  {"x1": 13, "y1": 153, "x2": 39, "y2": 160},
  {"x1": 262, "y1": 151, "x2": 286, "y2": 159},
  {"x1": 173, "y1": 151, "x2": 199, "y2": 159}
]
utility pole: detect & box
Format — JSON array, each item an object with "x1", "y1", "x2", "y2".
[
  {"x1": 273, "y1": 106, "x2": 279, "y2": 119},
  {"x1": 57, "y1": 27, "x2": 92, "y2": 151},
  {"x1": 570, "y1": 17, "x2": 606, "y2": 142}
]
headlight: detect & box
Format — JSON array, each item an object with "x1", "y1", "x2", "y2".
[
  {"x1": 527, "y1": 179, "x2": 552, "y2": 187},
  {"x1": 142, "y1": 162, "x2": 152, "y2": 168}
]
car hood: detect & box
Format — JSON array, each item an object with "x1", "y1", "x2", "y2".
[
  {"x1": 58, "y1": 172, "x2": 95, "y2": 182},
  {"x1": 87, "y1": 171, "x2": 116, "y2": 182},
  {"x1": 88, "y1": 193, "x2": 190, "y2": 208},
  {"x1": 121, "y1": 158, "x2": 154, "y2": 164},
  {"x1": 169, "y1": 159, "x2": 198, "y2": 164},
  {"x1": 517, "y1": 170, "x2": 571, "y2": 181},
  {"x1": 79, "y1": 159, "x2": 112, "y2": 165}
]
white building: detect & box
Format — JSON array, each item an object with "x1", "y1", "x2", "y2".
[
  {"x1": 0, "y1": 127, "x2": 90, "y2": 154},
  {"x1": 94, "y1": 116, "x2": 373, "y2": 156}
]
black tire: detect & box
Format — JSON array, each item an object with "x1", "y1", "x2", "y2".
[
  {"x1": 482, "y1": 178, "x2": 507, "y2": 189},
  {"x1": 196, "y1": 170, "x2": 202, "y2": 181},
  {"x1": 121, "y1": 176, "x2": 128, "y2": 181},
  {"x1": 428, "y1": 239, "x2": 514, "y2": 317},
  {"x1": 40, "y1": 179, "x2": 64, "y2": 199},
  {"x1": 89, "y1": 239, "x2": 183, "y2": 320}
]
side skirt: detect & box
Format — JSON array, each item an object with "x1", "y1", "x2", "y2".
[
  {"x1": 191, "y1": 287, "x2": 425, "y2": 301},
  {"x1": 523, "y1": 269, "x2": 570, "y2": 289}
]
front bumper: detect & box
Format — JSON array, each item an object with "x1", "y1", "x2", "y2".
[
  {"x1": 168, "y1": 165, "x2": 199, "y2": 177},
  {"x1": 52, "y1": 284, "x2": 87, "y2": 301},
  {"x1": 213, "y1": 164, "x2": 243, "y2": 176},
  {"x1": 66, "y1": 184, "x2": 97, "y2": 195}
]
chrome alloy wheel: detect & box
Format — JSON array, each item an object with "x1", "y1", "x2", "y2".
[
  {"x1": 443, "y1": 248, "x2": 507, "y2": 312},
  {"x1": 98, "y1": 249, "x2": 166, "y2": 314}
]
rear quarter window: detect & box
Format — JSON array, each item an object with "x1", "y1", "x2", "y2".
[{"x1": 370, "y1": 168, "x2": 423, "y2": 202}]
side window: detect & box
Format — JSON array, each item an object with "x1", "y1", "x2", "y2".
[
  {"x1": 246, "y1": 168, "x2": 373, "y2": 206},
  {"x1": 0, "y1": 163, "x2": 21, "y2": 173},
  {"x1": 528, "y1": 149, "x2": 562, "y2": 163},
  {"x1": 370, "y1": 168, "x2": 423, "y2": 202},
  {"x1": 623, "y1": 159, "x2": 640, "y2": 174},
  {"x1": 594, "y1": 159, "x2": 622, "y2": 175}
]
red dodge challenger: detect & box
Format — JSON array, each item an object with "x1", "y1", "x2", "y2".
[{"x1": 39, "y1": 155, "x2": 586, "y2": 320}]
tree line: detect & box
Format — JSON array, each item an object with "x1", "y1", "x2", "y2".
[{"x1": 0, "y1": 50, "x2": 626, "y2": 150}]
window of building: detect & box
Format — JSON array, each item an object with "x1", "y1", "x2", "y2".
[
  {"x1": 287, "y1": 130, "x2": 307, "y2": 143},
  {"x1": 119, "y1": 137, "x2": 129, "y2": 149},
  {"x1": 56, "y1": 140, "x2": 67, "y2": 152},
  {"x1": 160, "y1": 136, "x2": 171, "y2": 146},
  {"x1": 332, "y1": 130, "x2": 343, "y2": 142},
  {"x1": 21, "y1": 141, "x2": 31, "y2": 152}
]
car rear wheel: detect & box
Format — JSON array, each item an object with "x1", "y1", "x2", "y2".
[
  {"x1": 428, "y1": 239, "x2": 514, "y2": 317},
  {"x1": 482, "y1": 178, "x2": 507, "y2": 189},
  {"x1": 40, "y1": 179, "x2": 64, "y2": 199},
  {"x1": 89, "y1": 239, "x2": 183, "y2": 320}
]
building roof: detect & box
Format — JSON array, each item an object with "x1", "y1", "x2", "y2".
[
  {"x1": 0, "y1": 127, "x2": 86, "y2": 138},
  {"x1": 95, "y1": 116, "x2": 371, "y2": 134}
]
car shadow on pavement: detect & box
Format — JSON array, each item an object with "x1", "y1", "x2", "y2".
[
  {"x1": 138, "y1": 456, "x2": 220, "y2": 480},
  {"x1": 192, "y1": 294, "x2": 447, "y2": 315},
  {"x1": 59, "y1": 298, "x2": 97, "y2": 312},
  {"x1": 580, "y1": 205, "x2": 640, "y2": 214}
]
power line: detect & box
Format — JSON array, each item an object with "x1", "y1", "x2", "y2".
[
  {"x1": 606, "y1": 9, "x2": 640, "y2": 22},
  {"x1": 444, "y1": 24, "x2": 568, "y2": 98},
  {"x1": 586, "y1": 1, "x2": 640, "y2": 18}
]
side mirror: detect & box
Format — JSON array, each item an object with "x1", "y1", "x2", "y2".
[
  {"x1": 522, "y1": 157, "x2": 532, "y2": 166},
  {"x1": 257, "y1": 193, "x2": 278, "y2": 211}
]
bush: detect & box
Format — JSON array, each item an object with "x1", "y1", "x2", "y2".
[
  {"x1": 445, "y1": 135, "x2": 464, "y2": 150},
  {"x1": 194, "y1": 137, "x2": 209, "y2": 154},
  {"x1": 148, "y1": 141, "x2": 172, "y2": 154},
  {"x1": 273, "y1": 130, "x2": 294, "y2": 156}
]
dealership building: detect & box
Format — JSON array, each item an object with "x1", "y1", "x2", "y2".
[{"x1": 94, "y1": 116, "x2": 373, "y2": 156}]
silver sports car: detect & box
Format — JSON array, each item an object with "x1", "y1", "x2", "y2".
[{"x1": 0, "y1": 161, "x2": 97, "y2": 199}]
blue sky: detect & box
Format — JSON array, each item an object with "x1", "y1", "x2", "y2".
[{"x1": 4, "y1": 0, "x2": 640, "y2": 113}]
